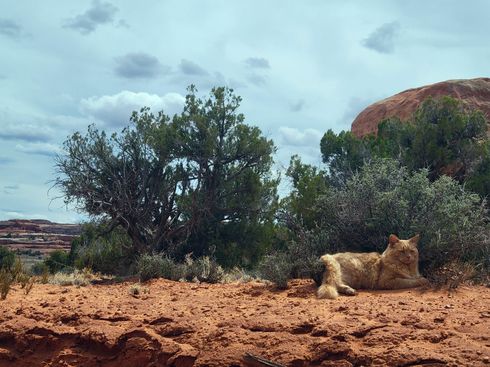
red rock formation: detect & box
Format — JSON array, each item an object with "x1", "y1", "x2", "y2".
[
  {"x1": 351, "y1": 77, "x2": 490, "y2": 138},
  {"x1": 0, "y1": 219, "x2": 81, "y2": 254}
]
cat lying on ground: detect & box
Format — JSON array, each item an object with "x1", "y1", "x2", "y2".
[{"x1": 317, "y1": 234, "x2": 429, "y2": 299}]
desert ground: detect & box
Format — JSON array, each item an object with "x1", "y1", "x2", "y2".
[{"x1": 0, "y1": 279, "x2": 488, "y2": 367}]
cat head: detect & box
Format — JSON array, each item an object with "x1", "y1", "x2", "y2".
[{"x1": 385, "y1": 234, "x2": 420, "y2": 265}]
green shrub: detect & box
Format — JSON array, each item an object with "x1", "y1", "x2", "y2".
[
  {"x1": 71, "y1": 222, "x2": 135, "y2": 275},
  {"x1": 257, "y1": 231, "x2": 326, "y2": 289},
  {"x1": 0, "y1": 256, "x2": 34, "y2": 300},
  {"x1": 31, "y1": 262, "x2": 49, "y2": 276},
  {"x1": 0, "y1": 246, "x2": 15, "y2": 270},
  {"x1": 272, "y1": 158, "x2": 489, "y2": 288},
  {"x1": 0, "y1": 269, "x2": 14, "y2": 300},
  {"x1": 44, "y1": 250, "x2": 71, "y2": 274},
  {"x1": 315, "y1": 159, "x2": 489, "y2": 272},
  {"x1": 137, "y1": 254, "x2": 166, "y2": 282},
  {"x1": 257, "y1": 252, "x2": 292, "y2": 289},
  {"x1": 136, "y1": 254, "x2": 224, "y2": 283}
]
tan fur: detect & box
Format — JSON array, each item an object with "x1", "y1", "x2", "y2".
[{"x1": 317, "y1": 234, "x2": 429, "y2": 299}]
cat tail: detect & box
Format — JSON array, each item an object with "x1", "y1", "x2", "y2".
[{"x1": 317, "y1": 255, "x2": 341, "y2": 299}]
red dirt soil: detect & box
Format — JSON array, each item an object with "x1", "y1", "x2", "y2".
[{"x1": 0, "y1": 279, "x2": 488, "y2": 367}]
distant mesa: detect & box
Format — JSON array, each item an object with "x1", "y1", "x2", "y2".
[
  {"x1": 351, "y1": 77, "x2": 490, "y2": 138},
  {"x1": 0, "y1": 219, "x2": 81, "y2": 255}
]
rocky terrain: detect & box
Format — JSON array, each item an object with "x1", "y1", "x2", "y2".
[
  {"x1": 351, "y1": 77, "x2": 490, "y2": 137},
  {"x1": 0, "y1": 219, "x2": 81, "y2": 256},
  {"x1": 0, "y1": 279, "x2": 488, "y2": 366}
]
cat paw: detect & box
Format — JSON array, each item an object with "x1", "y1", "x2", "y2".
[{"x1": 338, "y1": 285, "x2": 357, "y2": 296}]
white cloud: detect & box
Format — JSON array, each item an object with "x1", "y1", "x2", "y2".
[
  {"x1": 0, "y1": 210, "x2": 26, "y2": 219},
  {"x1": 80, "y1": 90, "x2": 185, "y2": 126},
  {"x1": 278, "y1": 127, "x2": 323, "y2": 147},
  {"x1": 15, "y1": 142, "x2": 63, "y2": 156}
]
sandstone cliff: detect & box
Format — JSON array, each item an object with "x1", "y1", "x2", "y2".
[
  {"x1": 0, "y1": 219, "x2": 81, "y2": 255},
  {"x1": 351, "y1": 77, "x2": 490, "y2": 138}
]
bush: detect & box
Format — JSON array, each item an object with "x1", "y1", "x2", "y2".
[
  {"x1": 70, "y1": 222, "x2": 135, "y2": 275},
  {"x1": 0, "y1": 246, "x2": 15, "y2": 270},
  {"x1": 271, "y1": 158, "x2": 489, "y2": 288},
  {"x1": 128, "y1": 283, "x2": 149, "y2": 297},
  {"x1": 257, "y1": 252, "x2": 292, "y2": 289},
  {"x1": 137, "y1": 254, "x2": 166, "y2": 282},
  {"x1": 221, "y1": 267, "x2": 256, "y2": 283},
  {"x1": 0, "y1": 269, "x2": 13, "y2": 300},
  {"x1": 315, "y1": 159, "x2": 489, "y2": 273},
  {"x1": 0, "y1": 256, "x2": 34, "y2": 300},
  {"x1": 185, "y1": 256, "x2": 224, "y2": 283},
  {"x1": 136, "y1": 254, "x2": 224, "y2": 283},
  {"x1": 30, "y1": 262, "x2": 49, "y2": 276},
  {"x1": 429, "y1": 261, "x2": 479, "y2": 290},
  {"x1": 44, "y1": 250, "x2": 71, "y2": 274},
  {"x1": 136, "y1": 254, "x2": 187, "y2": 282},
  {"x1": 49, "y1": 269, "x2": 92, "y2": 286},
  {"x1": 257, "y1": 229, "x2": 326, "y2": 289}
]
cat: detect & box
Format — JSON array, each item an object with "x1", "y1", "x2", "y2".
[{"x1": 317, "y1": 234, "x2": 429, "y2": 299}]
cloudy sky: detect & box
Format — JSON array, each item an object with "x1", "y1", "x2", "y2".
[{"x1": 1, "y1": 0, "x2": 489, "y2": 223}]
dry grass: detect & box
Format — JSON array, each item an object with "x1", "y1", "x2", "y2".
[
  {"x1": 0, "y1": 257, "x2": 37, "y2": 300},
  {"x1": 48, "y1": 269, "x2": 95, "y2": 287},
  {"x1": 128, "y1": 283, "x2": 149, "y2": 297},
  {"x1": 429, "y1": 261, "x2": 479, "y2": 290},
  {"x1": 221, "y1": 267, "x2": 257, "y2": 284}
]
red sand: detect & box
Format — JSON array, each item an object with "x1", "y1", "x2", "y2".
[{"x1": 0, "y1": 279, "x2": 488, "y2": 366}]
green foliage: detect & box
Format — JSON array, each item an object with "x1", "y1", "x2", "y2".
[
  {"x1": 197, "y1": 220, "x2": 280, "y2": 269},
  {"x1": 320, "y1": 129, "x2": 373, "y2": 186},
  {"x1": 31, "y1": 262, "x2": 49, "y2": 276},
  {"x1": 466, "y1": 144, "x2": 490, "y2": 199},
  {"x1": 320, "y1": 97, "x2": 489, "y2": 198},
  {"x1": 258, "y1": 253, "x2": 293, "y2": 289},
  {"x1": 0, "y1": 269, "x2": 13, "y2": 300},
  {"x1": 44, "y1": 250, "x2": 71, "y2": 274},
  {"x1": 0, "y1": 256, "x2": 34, "y2": 300},
  {"x1": 273, "y1": 159, "x2": 489, "y2": 287},
  {"x1": 137, "y1": 254, "x2": 185, "y2": 282},
  {"x1": 172, "y1": 86, "x2": 278, "y2": 265},
  {"x1": 56, "y1": 86, "x2": 278, "y2": 266},
  {"x1": 281, "y1": 155, "x2": 329, "y2": 229},
  {"x1": 0, "y1": 246, "x2": 15, "y2": 270},
  {"x1": 316, "y1": 159, "x2": 489, "y2": 271},
  {"x1": 407, "y1": 97, "x2": 486, "y2": 179},
  {"x1": 70, "y1": 222, "x2": 134, "y2": 275},
  {"x1": 258, "y1": 223, "x2": 328, "y2": 288}
]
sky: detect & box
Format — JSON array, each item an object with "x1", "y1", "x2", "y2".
[{"x1": 0, "y1": 0, "x2": 490, "y2": 223}]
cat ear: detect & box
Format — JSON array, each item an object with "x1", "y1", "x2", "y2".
[
  {"x1": 388, "y1": 234, "x2": 399, "y2": 246},
  {"x1": 409, "y1": 234, "x2": 420, "y2": 246}
]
